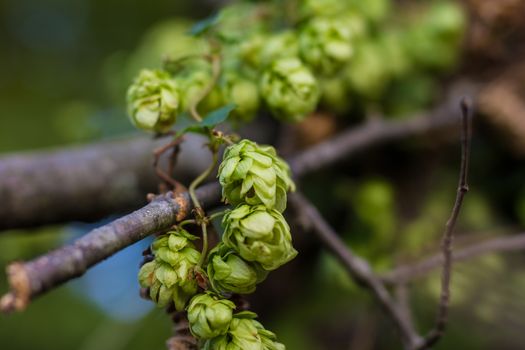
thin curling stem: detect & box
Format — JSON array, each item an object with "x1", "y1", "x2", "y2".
[
  {"x1": 209, "y1": 210, "x2": 227, "y2": 221},
  {"x1": 189, "y1": 151, "x2": 218, "y2": 210},
  {"x1": 189, "y1": 54, "x2": 222, "y2": 122},
  {"x1": 178, "y1": 219, "x2": 197, "y2": 228},
  {"x1": 189, "y1": 150, "x2": 218, "y2": 267},
  {"x1": 198, "y1": 223, "x2": 209, "y2": 267}
]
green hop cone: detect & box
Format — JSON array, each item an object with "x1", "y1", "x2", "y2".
[
  {"x1": 239, "y1": 31, "x2": 299, "y2": 70},
  {"x1": 239, "y1": 34, "x2": 267, "y2": 69},
  {"x1": 259, "y1": 31, "x2": 299, "y2": 68},
  {"x1": 179, "y1": 66, "x2": 224, "y2": 116},
  {"x1": 203, "y1": 311, "x2": 285, "y2": 350},
  {"x1": 215, "y1": 2, "x2": 274, "y2": 43},
  {"x1": 347, "y1": 0, "x2": 391, "y2": 24},
  {"x1": 345, "y1": 40, "x2": 391, "y2": 100},
  {"x1": 138, "y1": 229, "x2": 201, "y2": 310},
  {"x1": 221, "y1": 72, "x2": 260, "y2": 123},
  {"x1": 299, "y1": 0, "x2": 349, "y2": 19},
  {"x1": 222, "y1": 204, "x2": 297, "y2": 271},
  {"x1": 377, "y1": 30, "x2": 411, "y2": 79},
  {"x1": 298, "y1": 16, "x2": 357, "y2": 76},
  {"x1": 127, "y1": 69, "x2": 180, "y2": 133},
  {"x1": 260, "y1": 57, "x2": 320, "y2": 122},
  {"x1": 218, "y1": 139, "x2": 295, "y2": 211},
  {"x1": 403, "y1": 1, "x2": 465, "y2": 70},
  {"x1": 187, "y1": 293, "x2": 236, "y2": 339},
  {"x1": 207, "y1": 243, "x2": 268, "y2": 295}
]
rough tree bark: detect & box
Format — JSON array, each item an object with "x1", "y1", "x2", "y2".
[{"x1": 0, "y1": 135, "x2": 211, "y2": 230}]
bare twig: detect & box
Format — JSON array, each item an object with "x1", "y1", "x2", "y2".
[
  {"x1": 0, "y1": 93, "x2": 470, "y2": 313},
  {"x1": 153, "y1": 136, "x2": 185, "y2": 191},
  {"x1": 395, "y1": 283, "x2": 417, "y2": 333},
  {"x1": 382, "y1": 233, "x2": 525, "y2": 284},
  {"x1": 289, "y1": 192, "x2": 423, "y2": 349},
  {"x1": 417, "y1": 98, "x2": 473, "y2": 349}
]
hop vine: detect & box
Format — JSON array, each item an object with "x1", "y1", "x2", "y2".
[{"x1": 128, "y1": 0, "x2": 466, "y2": 349}]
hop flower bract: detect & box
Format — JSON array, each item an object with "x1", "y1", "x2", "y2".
[
  {"x1": 207, "y1": 243, "x2": 268, "y2": 295},
  {"x1": 127, "y1": 69, "x2": 180, "y2": 133},
  {"x1": 299, "y1": 16, "x2": 357, "y2": 76},
  {"x1": 260, "y1": 57, "x2": 320, "y2": 122},
  {"x1": 222, "y1": 204, "x2": 297, "y2": 271},
  {"x1": 138, "y1": 229, "x2": 200, "y2": 310},
  {"x1": 187, "y1": 293, "x2": 236, "y2": 339},
  {"x1": 203, "y1": 311, "x2": 286, "y2": 350},
  {"x1": 218, "y1": 140, "x2": 295, "y2": 212}
]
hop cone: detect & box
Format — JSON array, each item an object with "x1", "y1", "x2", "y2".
[
  {"x1": 187, "y1": 293, "x2": 236, "y2": 339},
  {"x1": 403, "y1": 1, "x2": 465, "y2": 70},
  {"x1": 218, "y1": 139, "x2": 295, "y2": 212},
  {"x1": 260, "y1": 57, "x2": 320, "y2": 122},
  {"x1": 203, "y1": 311, "x2": 285, "y2": 350},
  {"x1": 299, "y1": 16, "x2": 357, "y2": 76},
  {"x1": 179, "y1": 67, "x2": 224, "y2": 115},
  {"x1": 127, "y1": 69, "x2": 180, "y2": 133},
  {"x1": 207, "y1": 243, "x2": 268, "y2": 295},
  {"x1": 299, "y1": 0, "x2": 349, "y2": 19},
  {"x1": 221, "y1": 72, "x2": 260, "y2": 123},
  {"x1": 222, "y1": 204, "x2": 297, "y2": 271},
  {"x1": 138, "y1": 229, "x2": 200, "y2": 310},
  {"x1": 345, "y1": 40, "x2": 391, "y2": 100},
  {"x1": 259, "y1": 31, "x2": 299, "y2": 66}
]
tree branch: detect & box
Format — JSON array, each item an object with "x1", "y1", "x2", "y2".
[
  {"x1": 381, "y1": 233, "x2": 525, "y2": 284},
  {"x1": 0, "y1": 92, "x2": 470, "y2": 313},
  {"x1": 288, "y1": 192, "x2": 423, "y2": 349},
  {"x1": 288, "y1": 89, "x2": 467, "y2": 176},
  {"x1": 416, "y1": 98, "x2": 473, "y2": 350},
  {"x1": 0, "y1": 183, "x2": 221, "y2": 313},
  {"x1": 0, "y1": 86, "x2": 469, "y2": 231},
  {"x1": 0, "y1": 135, "x2": 212, "y2": 230}
]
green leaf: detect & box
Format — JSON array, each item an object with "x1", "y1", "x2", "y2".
[
  {"x1": 177, "y1": 125, "x2": 209, "y2": 137},
  {"x1": 201, "y1": 104, "x2": 236, "y2": 127},
  {"x1": 189, "y1": 13, "x2": 219, "y2": 36},
  {"x1": 176, "y1": 104, "x2": 236, "y2": 137}
]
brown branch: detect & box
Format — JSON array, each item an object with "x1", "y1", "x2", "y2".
[
  {"x1": 287, "y1": 86, "x2": 470, "y2": 176},
  {"x1": 0, "y1": 134, "x2": 211, "y2": 230},
  {"x1": 0, "y1": 183, "x2": 221, "y2": 313},
  {"x1": 153, "y1": 136, "x2": 186, "y2": 193},
  {"x1": 382, "y1": 233, "x2": 525, "y2": 284},
  {"x1": 417, "y1": 98, "x2": 473, "y2": 350},
  {"x1": 289, "y1": 192, "x2": 423, "y2": 349},
  {"x1": 0, "y1": 91, "x2": 472, "y2": 313}
]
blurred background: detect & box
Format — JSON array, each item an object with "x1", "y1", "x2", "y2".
[{"x1": 1, "y1": 0, "x2": 525, "y2": 349}]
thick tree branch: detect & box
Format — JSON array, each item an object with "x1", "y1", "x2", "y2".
[
  {"x1": 0, "y1": 92, "x2": 470, "y2": 313},
  {"x1": 382, "y1": 232, "x2": 525, "y2": 284},
  {"x1": 0, "y1": 135, "x2": 211, "y2": 230},
  {"x1": 289, "y1": 192, "x2": 423, "y2": 349}
]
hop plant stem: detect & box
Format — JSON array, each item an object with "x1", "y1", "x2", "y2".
[
  {"x1": 189, "y1": 54, "x2": 222, "y2": 122},
  {"x1": 188, "y1": 150, "x2": 219, "y2": 267},
  {"x1": 209, "y1": 210, "x2": 227, "y2": 221}
]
